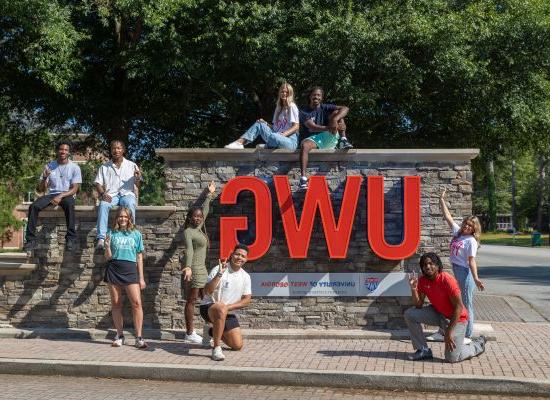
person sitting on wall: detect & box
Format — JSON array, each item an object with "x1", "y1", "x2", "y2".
[
  {"x1": 224, "y1": 82, "x2": 300, "y2": 150},
  {"x1": 200, "y1": 244, "x2": 252, "y2": 361},
  {"x1": 24, "y1": 141, "x2": 82, "y2": 252},
  {"x1": 298, "y1": 86, "x2": 351, "y2": 189},
  {"x1": 94, "y1": 140, "x2": 141, "y2": 250},
  {"x1": 404, "y1": 252, "x2": 486, "y2": 362}
]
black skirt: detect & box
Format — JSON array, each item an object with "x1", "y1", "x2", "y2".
[{"x1": 104, "y1": 259, "x2": 138, "y2": 285}]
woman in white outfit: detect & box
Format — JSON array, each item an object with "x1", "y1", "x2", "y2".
[
  {"x1": 224, "y1": 83, "x2": 299, "y2": 150},
  {"x1": 436, "y1": 188, "x2": 484, "y2": 342}
]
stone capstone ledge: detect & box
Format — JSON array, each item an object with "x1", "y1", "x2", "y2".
[
  {"x1": 15, "y1": 204, "x2": 178, "y2": 217},
  {"x1": 156, "y1": 148, "x2": 480, "y2": 162},
  {"x1": 0, "y1": 253, "x2": 36, "y2": 277}
]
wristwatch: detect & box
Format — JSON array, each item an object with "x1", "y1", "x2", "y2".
[{"x1": 216, "y1": 272, "x2": 223, "y2": 278}]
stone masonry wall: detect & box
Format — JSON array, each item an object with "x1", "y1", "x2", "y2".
[{"x1": 0, "y1": 149, "x2": 477, "y2": 330}]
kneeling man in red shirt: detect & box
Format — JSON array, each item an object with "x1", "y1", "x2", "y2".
[{"x1": 405, "y1": 252, "x2": 486, "y2": 362}]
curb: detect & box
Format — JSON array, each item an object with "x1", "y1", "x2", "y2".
[{"x1": 0, "y1": 358, "x2": 548, "y2": 397}]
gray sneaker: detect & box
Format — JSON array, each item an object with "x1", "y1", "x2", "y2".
[
  {"x1": 408, "y1": 348, "x2": 433, "y2": 361},
  {"x1": 473, "y1": 335, "x2": 486, "y2": 357}
]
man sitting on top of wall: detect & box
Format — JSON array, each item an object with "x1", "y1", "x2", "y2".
[
  {"x1": 298, "y1": 86, "x2": 351, "y2": 189},
  {"x1": 94, "y1": 140, "x2": 141, "y2": 250},
  {"x1": 24, "y1": 141, "x2": 82, "y2": 253}
]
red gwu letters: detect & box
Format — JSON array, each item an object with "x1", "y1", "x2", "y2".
[{"x1": 220, "y1": 176, "x2": 421, "y2": 261}]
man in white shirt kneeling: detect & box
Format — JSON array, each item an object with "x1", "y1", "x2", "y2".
[{"x1": 200, "y1": 243, "x2": 252, "y2": 361}]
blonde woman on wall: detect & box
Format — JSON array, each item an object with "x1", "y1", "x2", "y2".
[{"x1": 224, "y1": 83, "x2": 299, "y2": 150}]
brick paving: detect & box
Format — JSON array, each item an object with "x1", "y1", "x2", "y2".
[
  {"x1": 0, "y1": 322, "x2": 549, "y2": 381},
  {"x1": 0, "y1": 375, "x2": 546, "y2": 400},
  {"x1": 474, "y1": 295, "x2": 525, "y2": 322}
]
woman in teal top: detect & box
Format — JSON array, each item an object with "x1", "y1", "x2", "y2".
[
  {"x1": 104, "y1": 207, "x2": 147, "y2": 349},
  {"x1": 181, "y1": 181, "x2": 216, "y2": 344}
]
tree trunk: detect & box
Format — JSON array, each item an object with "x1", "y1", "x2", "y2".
[
  {"x1": 511, "y1": 159, "x2": 516, "y2": 231},
  {"x1": 535, "y1": 154, "x2": 547, "y2": 231},
  {"x1": 486, "y1": 159, "x2": 497, "y2": 231}
]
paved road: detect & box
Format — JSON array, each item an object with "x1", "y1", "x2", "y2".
[
  {"x1": 477, "y1": 244, "x2": 550, "y2": 321},
  {"x1": 0, "y1": 375, "x2": 546, "y2": 400}
]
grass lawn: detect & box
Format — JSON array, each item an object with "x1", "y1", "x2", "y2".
[{"x1": 481, "y1": 232, "x2": 550, "y2": 247}]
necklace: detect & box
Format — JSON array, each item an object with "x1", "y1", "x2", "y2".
[{"x1": 58, "y1": 163, "x2": 68, "y2": 179}]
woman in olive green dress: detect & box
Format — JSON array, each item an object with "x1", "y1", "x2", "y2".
[{"x1": 181, "y1": 181, "x2": 216, "y2": 344}]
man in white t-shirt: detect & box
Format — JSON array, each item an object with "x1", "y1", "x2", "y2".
[
  {"x1": 200, "y1": 244, "x2": 252, "y2": 361},
  {"x1": 94, "y1": 140, "x2": 141, "y2": 249},
  {"x1": 25, "y1": 141, "x2": 82, "y2": 252}
]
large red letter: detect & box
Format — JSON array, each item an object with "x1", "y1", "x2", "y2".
[
  {"x1": 274, "y1": 175, "x2": 362, "y2": 258},
  {"x1": 367, "y1": 176, "x2": 421, "y2": 260},
  {"x1": 219, "y1": 177, "x2": 272, "y2": 261}
]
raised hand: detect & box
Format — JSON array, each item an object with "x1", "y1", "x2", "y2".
[
  {"x1": 208, "y1": 180, "x2": 216, "y2": 195},
  {"x1": 218, "y1": 258, "x2": 228, "y2": 275},
  {"x1": 408, "y1": 272, "x2": 418, "y2": 290},
  {"x1": 43, "y1": 165, "x2": 52, "y2": 179},
  {"x1": 440, "y1": 187, "x2": 447, "y2": 200}
]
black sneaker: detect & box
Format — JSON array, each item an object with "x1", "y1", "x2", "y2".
[
  {"x1": 65, "y1": 239, "x2": 77, "y2": 251},
  {"x1": 408, "y1": 348, "x2": 433, "y2": 361},
  {"x1": 24, "y1": 240, "x2": 37, "y2": 252},
  {"x1": 299, "y1": 176, "x2": 308, "y2": 189},
  {"x1": 337, "y1": 137, "x2": 353, "y2": 150}
]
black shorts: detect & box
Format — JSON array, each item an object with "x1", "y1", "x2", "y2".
[{"x1": 200, "y1": 304, "x2": 240, "y2": 332}]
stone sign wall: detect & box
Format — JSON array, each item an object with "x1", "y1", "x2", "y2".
[{"x1": 0, "y1": 148, "x2": 477, "y2": 330}]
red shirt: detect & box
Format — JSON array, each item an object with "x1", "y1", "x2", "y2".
[{"x1": 418, "y1": 272, "x2": 468, "y2": 322}]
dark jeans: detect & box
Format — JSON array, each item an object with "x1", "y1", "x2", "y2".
[{"x1": 26, "y1": 195, "x2": 76, "y2": 241}]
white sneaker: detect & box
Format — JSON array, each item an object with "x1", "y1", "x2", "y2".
[
  {"x1": 212, "y1": 345, "x2": 225, "y2": 361},
  {"x1": 224, "y1": 141, "x2": 244, "y2": 149},
  {"x1": 463, "y1": 337, "x2": 472, "y2": 345},
  {"x1": 111, "y1": 334, "x2": 124, "y2": 347},
  {"x1": 134, "y1": 337, "x2": 148, "y2": 349},
  {"x1": 256, "y1": 144, "x2": 266, "y2": 149},
  {"x1": 184, "y1": 330, "x2": 203, "y2": 344},
  {"x1": 426, "y1": 332, "x2": 445, "y2": 342},
  {"x1": 202, "y1": 324, "x2": 213, "y2": 348}
]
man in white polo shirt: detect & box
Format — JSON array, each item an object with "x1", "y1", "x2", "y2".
[
  {"x1": 94, "y1": 140, "x2": 141, "y2": 249},
  {"x1": 25, "y1": 141, "x2": 82, "y2": 252},
  {"x1": 200, "y1": 243, "x2": 252, "y2": 361}
]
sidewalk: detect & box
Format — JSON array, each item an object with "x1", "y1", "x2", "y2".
[{"x1": 0, "y1": 322, "x2": 549, "y2": 396}]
